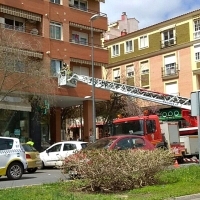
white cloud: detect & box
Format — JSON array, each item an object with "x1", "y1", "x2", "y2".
[{"x1": 101, "y1": 0, "x2": 200, "y2": 29}]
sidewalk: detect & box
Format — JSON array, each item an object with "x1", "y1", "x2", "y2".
[{"x1": 170, "y1": 193, "x2": 200, "y2": 200}]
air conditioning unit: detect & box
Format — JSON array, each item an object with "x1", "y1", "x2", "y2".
[
  {"x1": 30, "y1": 28, "x2": 38, "y2": 35},
  {"x1": 69, "y1": 0, "x2": 74, "y2": 6}
]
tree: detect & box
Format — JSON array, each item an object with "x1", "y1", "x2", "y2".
[{"x1": 0, "y1": 27, "x2": 56, "y2": 114}]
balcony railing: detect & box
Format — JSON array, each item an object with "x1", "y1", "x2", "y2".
[
  {"x1": 69, "y1": 4, "x2": 107, "y2": 17},
  {"x1": 194, "y1": 31, "x2": 200, "y2": 40},
  {"x1": 160, "y1": 38, "x2": 176, "y2": 49},
  {"x1": 69, "y1": 38, "x2": 104, "y2": 49},
  {"x1": 0, "y1": 23, "x2": 42, "y2": 36},
  {"x1": 161, "y1": 63, "x2": 179, "y2": 79}
]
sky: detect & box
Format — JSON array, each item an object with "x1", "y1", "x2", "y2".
[{"x1": 100, "y1": 0, "x2": 200, "y2": 29}]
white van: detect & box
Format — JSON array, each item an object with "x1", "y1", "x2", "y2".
[{"x1": 0, "y1": 137, "x2": 28, "y2": 180}]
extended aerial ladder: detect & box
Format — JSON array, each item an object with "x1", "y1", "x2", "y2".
[{"x1": 59, "y1": 71, "x2": 196, "y2": 127}]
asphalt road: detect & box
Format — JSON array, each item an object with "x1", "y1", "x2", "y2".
[{"x1": 0, "y1": 168, "x2": 68, "y2": 189}]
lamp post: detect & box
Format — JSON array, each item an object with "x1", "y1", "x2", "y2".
[{"x1": 90, "y1": 14, "x2": 100, "y2": 142}]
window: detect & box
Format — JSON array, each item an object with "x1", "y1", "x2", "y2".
[
  {"x1": 50, "y1": 22, "x2": 62, "y2": 40},
  {"x1": 194, "y1": 19, "x2": 200, "y2": 40},
  {"x1": 5, "y1": 57, "x2": 25, "y2": 72},
  {"x1": 126, "y1": 65, "x2": 134, "y2": 77},
  {"x1": 50, "y1": 59, "x2": 62, "y2": 77},
  {"x1": 113, "y1": 68, "x2": 120, "y2": 80},
  {"x1": 71, "y1": 31, "x2": 88, "y2": 45},
  {"x1": 48, "y1": 144, "x2": 62, "y2": 152},
  {"x1": 73, "y1": 66, "x2": 89, "y2": 76},
  {"x1": 50, "y1": 0, "x2": 61, "y2": 4},
  {"x1": 162, "y1": 29, "x2": 175, "y2": 47},
  {"x1": 139, "y1": 35, "x2": 148, "y2": 49},
  {"x1": 165, "y1": 82, "x2": 178, "y2": 96},
  {"x1": 74, "y1": 0, "x2": 87, "y2": 11},
  {"x1": 112, "y1": 44, "x2": 120, "y2": 57},
  {"x1": 146, "y1": 120, "x2": 156, "y2": 134},
  {"x1": 0, "y1": 138, "x2": 13, "y2": 150},
  {"x1": 63, "y1": 144, "x2": 76, "y2": 151},
  {"x1": 194, "y1": 44, "x2": 200, "y2": 61},
  {"x1": 4, "y1": 15, "x2": 24, "y2": 32},
  {"x1": 125, "y1": 40, "x2": 133, "y2": 53},
  {"x1": 164, "y1": 54, "x2": 176, "y2": 75},
  {"x1": 140, "y1": 61, "x2": 149, "y2": 74}
]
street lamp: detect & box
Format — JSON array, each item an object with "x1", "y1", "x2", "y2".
[{"x1": 90, "y1": 14, "x2": 100, "y2": 142}]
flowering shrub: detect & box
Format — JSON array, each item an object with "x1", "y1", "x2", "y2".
[{"x1": 63, "y1": 149, "x2": 173, "y2": 192}]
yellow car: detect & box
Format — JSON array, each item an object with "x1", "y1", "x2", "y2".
[{"x1": 22, "y1": 143, "x2": 42, "y2": 173}]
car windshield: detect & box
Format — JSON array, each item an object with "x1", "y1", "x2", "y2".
[
  {"x1": 85, "y1": 138, "x2": 116, "y2": 150},
  {"x1": 22, "y1": 144, "x2": 37, "y2": 152},
  {"x1": 113, "y1": 120, "x2": 144, "y2": 136}
]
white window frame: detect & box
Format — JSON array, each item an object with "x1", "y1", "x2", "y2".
[
  {"x1": 125, "y1": 40, "x2": 133, "y2": 53},
  {"x1": 4, "y1": 14, "x2": 25, "y2": 32},
  {"x1": 50, "y1": 22, "x2": 62, "y2": 40},
  {"x1": 193, "y1": 19, "x2": 200, "y2": 40},
  {"x1": 73, "y1": 66, "x2": 89, "y2": 76},
  {"x1": 112, "y1": 44, "x2": 120, "y2": 57},
  {"x1": 139, "y1": 35, "x2": 149, "y2": 49},
  {"x1": 126, "y1": 65, "x2": 134, "y2": 77},
  {"x1": 50, "y1": 0, "x2": 62, "y2": 4},
  {"x1": 113, "y1": 68, "x2": 120, "y2": 81},
  {"x1": 194, "y1": 44, "x2": 200, "y2": 61},
  {"x1": 140, "y1": 61, "x2": 149, "y2": 75},
  {"x1": 50, "y1": 59, "x2": 62, "y2": 77},
  {"x1": 164, "y1": 54, "x2": 176, "y2": 75},
  {"x1": 162, "y1": 29, "x2": 175, "y2": 47},
  {"x1": 165, "y1": 82, "x2": 178, "y2": 96}
]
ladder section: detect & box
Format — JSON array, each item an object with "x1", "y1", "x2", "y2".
[{"x1": 68, "y1": 74, "x2": 191, "y2": 110}]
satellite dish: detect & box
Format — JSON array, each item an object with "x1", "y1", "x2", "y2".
[{"x1": 30, "y1": 28, "x2": 38, "y2": 35}]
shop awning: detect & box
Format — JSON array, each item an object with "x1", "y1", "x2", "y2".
[
  {"x1": 0, "y1": 102, "x2": 31, "y2": 112},
  {"x1": 0, "y1": 5, "x2": 42, "y2": 22},
  {"x1": 0, "y1": 46, "x2": 43, "y2": 59},
  {"x1": 70, "y1": 57, "x2": 107, "y2": 67},
  {"x1": 69, "y1": 22, "x2": 103, "y2": 33}
]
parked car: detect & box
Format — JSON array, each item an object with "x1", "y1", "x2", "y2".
[
  {"x1": 40, "y1": 141, "x2": 88, "y2": 168},
  {"x1": 0, "y1": 137, "x2": 28, "y2": 180},
  {"x1": 86, "y1": 135, "x2": 155, "y2": 151},
  {"x1": 21, "y1": 143, "x2": 42, "y2": 173},
  {"x1": 67, "y1": 135, "x2": 155, "y2": 179}
]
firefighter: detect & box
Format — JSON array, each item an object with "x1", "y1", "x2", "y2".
[{"x1": 26, "y1": 138, "x2": 34, "y2": 146}]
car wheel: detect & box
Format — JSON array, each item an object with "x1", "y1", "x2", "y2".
[
  {"x1": 40, "y1": 161, "x2": 45, "y2": 169},
  {"x1": 27, "y1": 168, "x2": 37, "y2": 173},
  {"x1": 6, "y1": 162, "x2": 23, "y2": 180}
]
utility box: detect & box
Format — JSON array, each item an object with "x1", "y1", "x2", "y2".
[
  {"x1": 160, "y1": 122, "x2": 180, "y2": 147},
  {"x1": 180, "y1": 135, "x2": 198, "y2": 155}
]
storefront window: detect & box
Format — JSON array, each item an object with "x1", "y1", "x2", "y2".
[{"x1": 0, "y1": 110, "x2": 29, "y2": 142}]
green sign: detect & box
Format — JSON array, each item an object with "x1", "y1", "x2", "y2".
[{"x1": 159, "y1": 108, "x2": 182, "y2": 120}]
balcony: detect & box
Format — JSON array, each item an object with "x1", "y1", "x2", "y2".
[
  {"x1": 162, "y1": 64, "x2": 179, "y2": 80},
  {"x1": 161, "y1": 38, "x2": 176, "y2": 49},
  {"x1": 68, "y1": 8, "x2": 107, "y2": 30},
  {"x1": 69, "y1": 42, "x2": 108, "y2": 64},
  {"x1": 0, "y1": 23, "x2": 42, "y2": 36},
  {"x1": 69, "y1": 38, "x2": 104, "y2": 49}
]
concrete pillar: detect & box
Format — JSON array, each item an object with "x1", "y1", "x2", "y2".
[
  {"x1": 83, "y1": 100, "x2": 92, "y2": 142},
  {"x1": 50, "y1": 107, "x2": 61, "y2": 144}
]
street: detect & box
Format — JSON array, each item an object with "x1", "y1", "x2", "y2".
[{"x1": 0, "y1": 168, "x2": 68, "y2": 189}]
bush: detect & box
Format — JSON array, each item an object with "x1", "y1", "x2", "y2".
[{"x1": 63, "y1": 149, "x2": 173, "y2": 192}]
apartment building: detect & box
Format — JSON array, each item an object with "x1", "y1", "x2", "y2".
[
  {"x1": 105, "y1": 8, "x2": 200, "y2": 122},
  {"x1": 0, "y1": 0, "x2": 109, "y2": 150}
]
